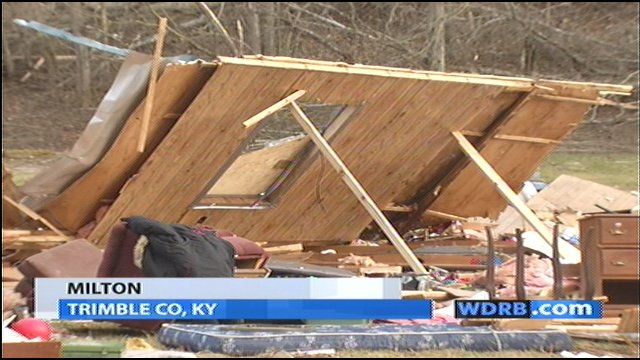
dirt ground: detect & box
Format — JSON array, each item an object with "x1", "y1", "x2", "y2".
[{"x1": 2, "y1": 79, "x2": 98, "y2": 151}]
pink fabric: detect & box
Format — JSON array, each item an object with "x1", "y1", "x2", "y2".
[{"x1": 474, "y1": 254, "x2": 580, "y2": 298}]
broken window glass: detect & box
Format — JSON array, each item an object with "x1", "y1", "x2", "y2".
[{"x1": 193, "y1": 103, "x2": 354, "y2": 209}]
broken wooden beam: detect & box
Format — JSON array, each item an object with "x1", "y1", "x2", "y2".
[
  {"x1": 2, "y1": 196, "x2": 66, "y2": 237},
  {"x1": 288, "y1": 101, "x2": 427, "y2": 274},
  {"x1": 242, "y1": 90, "x2": 307, "y2": 128},
  {"x1": 450, "y1": 131, "x2": 581, "y2": 263},
  {"x1": 2, "y1": 234, "x2": 74, "y2": 250},
  {"x1": 398, "y1": 92, "x2": 532, "y2": 234},
  {"x1": 383, "y1": 204, "x2": 414, "y2": 212},
  {"x1": 263, "y1": 243, "x2": 303, "y2": 254},
  {"x1": 459, "y1": 130, "x2": 560, "y2": 145},
  {"x1": 535, "y1": 93, "x2": 639, "y2": 110},
  {"x1": 137, "y1": 17, "x2": 168, "y2": 153},
  {"x1": 2, "y1": 229, "x2": 32, "y2": 238},
  {"x1": 424, "y1": 209, "x2": 468, "y2": 222},
  {"x1": 360, "y1": 265, "x2": 403, "y2": 276}
]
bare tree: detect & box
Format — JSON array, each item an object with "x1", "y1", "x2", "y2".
[
  {"x1": 71, "y1": 2, "x2": 91, "y2": 108},
  {"x1": 429, "y1": 2, "x2": 447, "y2": 71}
]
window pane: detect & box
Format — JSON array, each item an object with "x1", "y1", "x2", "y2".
[{"x1": 196, "y1": 103, "x2": 349, "y2": 208}]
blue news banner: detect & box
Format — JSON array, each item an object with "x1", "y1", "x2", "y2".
[
  {"x1": 37, "y1": 278, "x2": 432, "y2": 321},
  {"x1": 38, "y1": 279, "x2": 602, "y2": 321},
  {"x1": 59, "y1": 299, "x2": 431, "y2": 320}
]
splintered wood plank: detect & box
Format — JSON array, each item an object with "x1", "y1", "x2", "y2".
[
  {"x1": 42, "y1": 64, "x2": 214, "y2": 232},
  {"x1": 242, "y1": 90, "x2": 306, "y2": 127},
  {"x1": 2, "y1": 229, "x2": 32, "y2": 237},
  {"x1": 263, "y1": 243, "x2": 303, "y2": 254},
  {"x1": 3, "y1": 195, "x2": 65, "y2": 236},
  {"x1": 138, "y1": 17, "x2": 168, "y2": 153}
]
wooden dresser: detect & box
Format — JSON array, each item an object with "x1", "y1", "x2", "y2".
[{"x1": 579, "y1": 214, "x2": 639, "y2": 317}]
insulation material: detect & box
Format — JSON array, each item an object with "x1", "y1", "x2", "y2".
[{"x1": 20, "y1": 52, "x2": 155, "y2": 209}]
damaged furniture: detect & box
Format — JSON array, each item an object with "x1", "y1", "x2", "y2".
[
  {"x1": 15, "y1": 239, "x2": 103, "y2": 308},
  {"x1": 580, "y1": 214, "x2": 640, "y2": 316}
]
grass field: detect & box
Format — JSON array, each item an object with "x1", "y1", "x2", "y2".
[{"x1": 538, "y1": 151, "x2": 638, "y2": 191}]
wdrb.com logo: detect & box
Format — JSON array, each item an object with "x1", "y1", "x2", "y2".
[{"x1": 455, "y1": 300, "x2": 603, "y2": 319}]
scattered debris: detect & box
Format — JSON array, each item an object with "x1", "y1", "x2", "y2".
[{"x1": 1, "y1": 47, "x2": 636, "y2": 357}]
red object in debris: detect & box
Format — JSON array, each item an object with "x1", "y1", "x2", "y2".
[{"x1": 11, "y1": 318, "x2": 54, "y2": 341}]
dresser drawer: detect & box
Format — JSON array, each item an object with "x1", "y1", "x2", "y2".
[
  {"x1": 598, "y1": 217, "x2": 639, "y2": 245},
  {"x1": 601, "y1": 249, "x2": 639, "y2": 277}
]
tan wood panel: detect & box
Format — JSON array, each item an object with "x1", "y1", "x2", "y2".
[
  {"x1": 206, "y1": 137, "x2": 308, "y2": 196},
  {"x1": 87, "y1": 58, "x2": 613, "y2": 247},
  {"x1": 88, "y1": 66, "x2": 275, "y2": 243},
  {"x1": 42, "y1": 64, "x2": 214, "y2": 231},
  {"x1": 90, "y1": 65, "x2": 310, "y2": 245},
  {"x1": 429, "y1": 91, "x2": 593, "y2": 219},
  {"x1": 184, "y1": 74, "x2": 423, "y2": 235},
  {"x1": 182, "y1": 72, "x2": 592, "y2": 242}
]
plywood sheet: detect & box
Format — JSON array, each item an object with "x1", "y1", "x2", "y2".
[{"x1": 207, "y1": 137, "x2": 308, "y2": 196}]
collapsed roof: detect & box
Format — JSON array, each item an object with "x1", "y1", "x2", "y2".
[{"x1": 21, "y1": 55, "x2": 632, "y2": 260}]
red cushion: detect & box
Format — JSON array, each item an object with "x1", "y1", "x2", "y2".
[
  {"x1": 221, "y1": 236, "x2": 269, "y2": 261},
  {"x1": 96, "y1": 222, "x2": 158, "y2": 331},
  {"x1": 97, "y1": 222, "x2": 144, "y2": 278}
]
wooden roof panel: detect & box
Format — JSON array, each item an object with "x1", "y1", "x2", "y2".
[{"x1": 79, "y1": 57, "x2": 627, "y2": 245}]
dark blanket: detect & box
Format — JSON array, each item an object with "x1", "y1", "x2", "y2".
[{"x1": 123, "y1": 216, "x2": 235, "y2": 278}]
